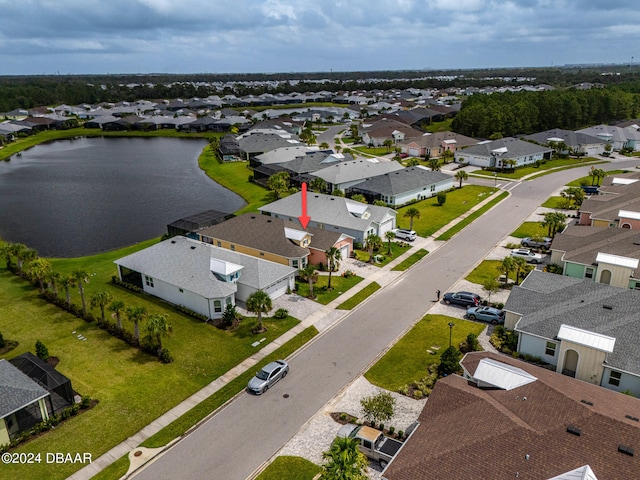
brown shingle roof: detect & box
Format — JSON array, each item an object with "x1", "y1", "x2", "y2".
[
  {"x1": 552, "y1": 225, "x2": 640, "y2": 266},
  {"x1": 385, "y1": 352, "x2": 640, "y2": 480}
]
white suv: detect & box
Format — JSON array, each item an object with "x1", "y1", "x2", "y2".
[
  {"x1": 510, "y1": 248, "x2": 544, "y2": 264},
  {"x1": 392, "y1": 229, "x2": 417, "y2": 241}
]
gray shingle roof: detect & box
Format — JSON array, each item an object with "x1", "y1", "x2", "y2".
[
  {"x1": 347, "y1": 166, "x2": 453, "y2": 196},
  {"x1": 258, "y1": 192, "x2": 396, "y2": 231},
  {"x1": 0, "y1": 359, "x2": 49, "y2": 419},
  {"x1": 506, "y1": 270, "x2": 640, "y2": 374},
  {"x1": 114, "y1": 236, "x2": 296, "y2": 298},
  {"x1": 312, "y1": 159, "x2": 404, "y2": 185},
  {"x1": 523, "y1": 129, "x2": 605, "y2": 147},
  {"x1": 460, "y1": 137, "x2": 551, "y2": 158}
]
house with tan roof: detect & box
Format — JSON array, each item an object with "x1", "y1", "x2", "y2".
[
  {"x1": 196, "y1": 214, "x2": 353, "y2": 269},
  {"x1": 384, "y1": 351, "x2": 640, "y2": 480},
  {"x1": 398, "y1": 131, "x2": 478, "y2": 158},
  {"x1": 358, "y1": 118, "x2": 423, "y2": 147}
]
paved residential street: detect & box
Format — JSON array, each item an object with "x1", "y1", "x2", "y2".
[{"x1": 132, "y1": 159, "x2": 639, "y2": 480}]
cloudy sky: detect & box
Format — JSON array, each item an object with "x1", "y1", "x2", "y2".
[{"x1": 0, "y1": 0, "x2": 638, "y2": 75}]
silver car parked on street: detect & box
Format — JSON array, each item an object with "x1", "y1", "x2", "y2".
[{"x1": 247, "y1": 360, "x2": 289, "y2": 395}]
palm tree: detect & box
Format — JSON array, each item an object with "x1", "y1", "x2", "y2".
[
  {"x1": 126, "y1": 305, "x2": 148, "y2": 344},
  {"x1": 60, "y1": 274, "x2": 76, "y2": 306},
  {"x1": 406, "y1": 158, "x2": 420, "y2": 167},
  {"x1": 441, "y1": 149, "x2": 455, "y2": 164},
  {"x1": 28, "y1": 258, "x2": 52, "y2": 293},
  {"x1": 427, "y1": 157, "x2": 440, "y2": 171},
  {"x1": 310, "y1": 177, "x2": 327, "y2": 193},
  {"x1": 542, "y1": 211, "x2": 567, "y2": 238},
  {"x1": 499, "y1": 256, "x2": 516, "y2": 287},
  {"x1": 90, "y1": 290, "x2": 114, "y2": 324},
  {"x1": 403, "y1": 207, "x2": 421, "y2": 231},
  {"x1": 385, "y1": 230, "x2": 396, "y2": 254},
  {"x1": 299, "y1": 263, "x2": 319, "y2": 299},
  {"x1": 592, "y1": 168, "x2": 606, "y2": 186},
  {"x1": 365, "y1": 232, "x2": 382, "y2": 264},
  {"x1": 109, "y1": 299, "x2": 126, "y2": 330},
  {"x1": 47, "y1": 271, "x2": 62, "y2": 296},
  {"x1": 383, "y1": 138, "x2": 394, "y2": 153},
  {"x1": 144, "y1": 313, "x2": 172, "y2": 357},
  {"x1": 454, "y1": 170, "x2": 468, "y2": 188},
  {"x1": 511, "y1": 256, "x2": 527, "y2": 286},
  {"x1": 325, "y1": 247, "x2": 342, "y2": 290},
  {"x1": 245, "y1": 290, "x2": 272, "y2": 333},
  {"x1": 321, "y1": 435, "x2": 368, "y2": 480},
  {"x1": 72, "y1": 269, "x2": 90, "y2": 316},
  {"x1": 319, "y1": 141, "x2": 330, "y2": 150},
  {"x1": 13, "y1": 244, "x2": 36, "y2": 275}
]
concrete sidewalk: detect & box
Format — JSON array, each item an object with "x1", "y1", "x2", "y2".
[{"x1": 68, "y1": 188, "x2": 507, "y2": 480}]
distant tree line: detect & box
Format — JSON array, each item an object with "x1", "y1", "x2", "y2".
[
  {"x1": 1, "y1": 67, "x2": 640, "y2": 112},
  {"x1": 451, "y1": 86, "x2": 640, "y2": 138}
]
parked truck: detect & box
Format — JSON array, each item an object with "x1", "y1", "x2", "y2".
[{"x1": 337, "y1": 423, "x2": 417, "y2": 468}]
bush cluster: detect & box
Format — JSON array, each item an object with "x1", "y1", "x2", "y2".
[{"x1": 490, "y1": 325, "x2": 519, "y2": 354}]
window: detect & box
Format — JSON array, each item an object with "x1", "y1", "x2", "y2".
[
  {"x1": 609, "y1": 370, "x2": 622, "y2": 387},
  {"x1": 214, "y1": 300, "x2": 222, "y2": 313},
  {"x1": 225, "y1": 297, "x2": 232, "y2": 305},
  {"x1": 230, "y1": 244, "x2": 235, "y2": 251},
  {"x1": 292, "y1": 259, "x2": 299, "y2": 268},
  {"x1": 545, "y1": 341, "x2": 557, "y2": 357},
  {"x1": 145, "y1": 276, "x2": 154, "y2": 288},
  {"x1": 179, "y1": 288, "x2": 183, "y2": 293},
  {"x1": 217, "y1": 241, "x2": 221, "y2": 247},
  {"x1": 430, "y1": 185, "x2": 436, "y2": 192},
  {"x1": 585, "y1": 267, "x2": 594, "y2": 279},
  {"x1": 260, "y1": 252, "x2": 264, "y2": 257}
]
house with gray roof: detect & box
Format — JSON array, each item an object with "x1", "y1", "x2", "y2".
[
  {"x1": 310, "y1": 158, "x2": 405, "y2": 192},
  {"x1": 577, "y1": 124, "x2": 640, "y2": 152},
  {"x1": 346, "y1": 166, "x2": 454, "y2": 207},
  {"x1": 455, "y1": 137, "x2": 552, "y2": 168},
  {"x1": 0, "y1": 359, "x2": 50, "y2": 445},
  {"x1": 524, "y1": 128, "x2": 606, "y2": 156},
  {"x1": 252, "y1": 151, "x2": 353, "y2": 186},
  {"x1": 503, "y1": 269, "x2": 640, "y2": 396},
  {"x1": 259, "y1": 192, "x2": 396, "y2": 244},
  {"x1": 550, "y1": 225, "x2": 640, "y2": 289},
  {"x1": 114, "y1": 236, "x2": 296, "y2": 319}
]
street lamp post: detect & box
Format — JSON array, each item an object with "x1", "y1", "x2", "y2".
[
  {"x1": 448, "y1": 322, "x2": 455, "y2": 348},
  {"x1": 494, "y1": 172, "x2": 497, "y2": 190}
]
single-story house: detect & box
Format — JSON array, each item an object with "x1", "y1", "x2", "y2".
[
  {"x1": 577, "y1": 124, "x2": 640, "y2": 152},
  {"x1": 310, "y1": 158, "x2": 405, "y2": 192},
  {"x1": 384, "y1": 351, "x2": 640, "y2": 479},
  {"x1": 523, "y1": 128, "x2": 606, "y2": 156},
  {"x1": 346, "y1": 166, "x2": 454, "y2": 207},
  {"x1": 578, "y1": 175, "x2": 640, "y2": 227},
  {"x1": 550, "y1": 225, "x2": 640, "y2": 289},
  {"x1": 166, "y1": 210, "x2": 232, "y2": 238},
  {"x1": 455, "y1": 137, "x2": 552, "y2": 168},
  {"x1": 503, "y1": 269, "x2": 640, "y2": 397},
  {"x1": 398, "y1": 131, "x2": 478, "y2": 158},
  {"x1": 359, "y1": 118, "x2": 423, "y2": 147},
  {"x1": 114, "y1": 236, "x2": 297, "y2": 319},
  {"x1": 259, "y1": 192, "x2": 396, "y2": 244},
  {"x1": 1, "y1": 353, "x2": 74, "y2": 445},
  {"x1": 197, "y1": 213, "x2": 353, "y2": 269}
]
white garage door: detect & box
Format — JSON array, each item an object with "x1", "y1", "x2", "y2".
[
  {"x1": 339, "y1": 244, "x2": 350, "y2": 261},
  {"x1": 264, "y1": 276, "x2": 290, "y2": 300},
  {"x1": 409, "y1": 147, "x2": 420, "y2": 157}
]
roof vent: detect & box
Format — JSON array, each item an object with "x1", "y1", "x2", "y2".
[
  {"x1": 330, "y1": 198, "x2": 334, "y2": 200},
  {"x1": 618, "y1": 445, "x2": 634, "y2": 456},
  {"x1": 171, "y1": 240, "x2": 176, "y2": 244},
  {"x1": 567, "y1": 425, "x2": 581, "y2": 436},
  {"x1": 603, "y1": 304, "x2": 613, "y2": 310},
  {"x1": 267, "y1": 219, "x2": 271, "y2": 223},
  {"x1": 625, "y1": 414, "x2": 640, "y2": 422},
  {"x1": 580, "y1": 399, "x2": 594, "y2": 406},
  {"x1": 251, "y1": 216, "x2": 256, "y2": 219},
  {"x1": 190, "y1": 246, "x2": 196, "y2": 250}
]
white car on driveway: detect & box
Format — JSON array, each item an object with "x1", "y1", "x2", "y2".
[{"x1": 510, "y1": 248, "x2": 544, "y2": 264}]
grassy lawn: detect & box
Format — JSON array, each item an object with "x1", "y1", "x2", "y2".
[
  {"x1": 256, "y1": 456, "x2": 321, "y2": 480},
  {"x1": 511, "y1": 221, "x2": 547, "y2": 238},
  {"x1": 424, "y1": 118, "x2": 453, "y2": 133},
  {"x1": 336, "y1": 282, "x2": 381, "y2": 310},
  {"x1": 353, "y1": 146, "x2": 394, "y2": 156},
  {"x1": 295, "y1": 275, "x2": 364, "y2": 305},
  {"x1": 352, "y1": 242, "x2": 411, "y2": 267},
  {"x1": 0, "y1": 241, "x2": 302, "y2": 479},
  {"x1": 198, "y1": 148, "x2": 273, "y2": 214},
  {"x1": 465, "y1": 260, "x2": 505, "y2": 285},
  {"x1": 471, "y1": 157, "x2": 602, "y2": 180},
  {"x1": 364, "y1": 315, "x2": 485, "y2": 392},
  {"x1": 391, "y1": 249, "x2": 429, "y2": 271},
  {"x1": 541, "y1": 196, "x2": 571, "y2": 209},
  {"x1": 566, "y1": 169, "x2": 629, "y2": 187},
  {"x1": 396, "y1": 185, "x2": 494, "y2": 237},
  {"x1": 437, "y1": 191, "x2": 508, "y2": 241}
]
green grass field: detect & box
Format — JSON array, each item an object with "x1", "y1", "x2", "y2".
[
  {"x1": 465, "y1": 260, "x2": 505, "y2": 285},
  {"x1": 391, "y1": 249, "x2": 429, "y2": 271},
  {"x1": 255, "y1": 456, "x2": 321, "y2": 480},
  {"x1": 364, "y1": 315, "x2": 485, "y2": 392},
  {"x1": 437, "y1": 191, "x2": 508, "y2": 241},
  {"x1": 336, "y1": 282, "x2": 381, "y2": 310},
  {"x1": 471, "y1": 157, "x2": 602, "y2": 180},
  {"x1": 295, "y1": 275, "x2": 364, "y2": 305},
  {"x1": 396, "y1": 185, "x2": 494, "y2": 237},
  {"x1": 510, "y1": 221, "x2": 547, "y2": 238}
]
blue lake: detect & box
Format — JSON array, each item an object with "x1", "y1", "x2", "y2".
[{"x1": 0, "y1": 137, "x2": 246, "y2": 257}]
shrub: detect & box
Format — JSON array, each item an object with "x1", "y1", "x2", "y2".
[
  {"x1": 360, "y1": 392, "x2": 396, "y2": 424},
  {"x1": 398, "y1": 430, "x2": 404, "y2": 438},
  {"x1": 437, "y1": 192, "x2": 447, "y2": 206},
  {"x1": 159, "y1": 348, "x2": 174, "y2": 364},
  {"x1": 0, "y1": 332, "x2": 5, "y2": 349},
  {"x1": 273, "y1": 308, "x2": 289, "y2": 319},
  {"x1": 339, "y1": 412, "x2": 347, "y2": 421},
  {"x1": 35, "y1": 340, "x2": 49, "y2": 361},
  {"x1": 438, "y1": 346, "x2": 462, "y2": 377},
  {"x1": 388, "y1": 426, "x2": 395, "y2": 436},
  {"x1": 80, "y1": 396, "x2": 91, "y2": 409}
]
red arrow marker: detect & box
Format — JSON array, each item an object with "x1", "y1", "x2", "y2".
[{"x1": 298, "y1": 182, "x2": 311, "y2": 229}]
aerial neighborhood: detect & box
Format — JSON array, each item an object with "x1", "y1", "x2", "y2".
[{"x1": 3, "y1": 71, "x2": 640, "y2": 480}]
